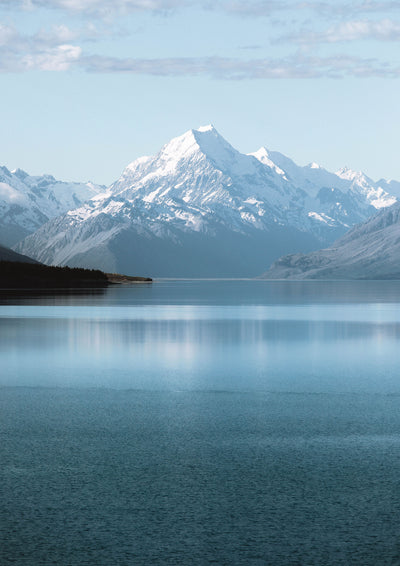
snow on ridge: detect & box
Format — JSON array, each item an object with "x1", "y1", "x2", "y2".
[
  {"x1": 115, "y1": 127, "x2": 399, "y2": 217},
  {"x1": 197, "y1": 124, "x2": 215, "y2": 133},
  {"x1": 157, "y1": 128, "x2": 201, "y2": 172},
  {"x1": 335, "y1": 167, "x2": 373, "y2": 187},
  {"x1": 308, "y1": 211, "x2": 340, "y2": 226},
  {"x1": 99, "y1": 127, "x2": 400, "y2": 238},
  {"x1": 334, "y1": 166, "x2": 396, "y2": 209},
  {"x1": 125, "y1": 155, "x2": 153, "y2": 170},
  {"x1": 0, "y1": 165, "x2": 105, "y2": 247},
  {"x1": 249, "y1": 148, "x2": 287, "y2": 177},
  {"x1": 336, "y1": 166, "x2": 360, "y2": 180}
]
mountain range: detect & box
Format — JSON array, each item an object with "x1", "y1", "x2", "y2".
[
  {"x1": 0, "y1": 166, "x2": 103, "y2": 247},
  {"x1": 4, "y1": 125, "x2": 400, "y2": 277},
  {"x1": 263, "y1": 203, "x2": 400, "y2": 280}
]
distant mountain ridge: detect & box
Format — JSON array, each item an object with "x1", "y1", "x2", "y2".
[
  {"x1": 262, "y1": 202, "x2": 400, "y2": 280},
  {"x1": 11, "y1": 125, "x2": 400, "y2": 277},
  {"x1": 0, "y1": 165, "x2": 104, "y2": 247}
]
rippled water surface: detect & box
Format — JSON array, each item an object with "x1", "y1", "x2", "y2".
[{"x1": 2, "y1": 280, "x2": 400, "y2": 564}]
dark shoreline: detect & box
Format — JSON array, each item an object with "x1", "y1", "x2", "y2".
[{"x1": 0, "y1": 261, "x2": 152, "y2": 289}]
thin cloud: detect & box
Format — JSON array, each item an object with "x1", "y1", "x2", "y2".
[
  {"x1": 0, "y1": 23, "x2": 85, "y2": 70},
  {"x1": 1, "y1": 1, "x2": 400, "y2": 76},
  {"x1": 34, "y1": 24, "x2": 80, "y2": 44},
  {"x1": 22, "y1": 44, "x2": 81, "y2": 70},
  {"x1": 79, "y1": 52, "x2": 400, "y2": 79},
  {"x1": 238, "y1": 44, "x2": 264, "y2": 50},
  {"x1": 35, "y1": 22, "x2": 105, "y2": 44},
  {"x1": 282, "y1": 18, "x2": 400, "y2": 43},
  {"x1": 222, "y1": 1, "x2": 289, "y2": 17},
  {"x1": 0, "y1": 23, "x2": 18, "y2": 46},
  {"x1": 0, "y1": 29, "x2": 399, "y2": 77},
  {"x1": 0, "y1": 0, "x2": 334, "y2": 19},
  {"x1": 301, "y1": 2, "x2": 400, "y2": 14},
  {"x1": 0, "y1": 0, "x2": 190, "y2": 16},
  {"x1": 2, "y1": 0, "x2": 400, "y2": 19},
  {"x1": 222, "y1": 1, "x2": 400, "y2": 19},
  {"x1": 0, "y1": 43, "x2": 82, "y2": 71}
]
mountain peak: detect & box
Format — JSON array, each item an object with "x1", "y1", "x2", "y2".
[
  {"x1": 196, "y1": 124, "x2": 215, "y2": 133},
  {"x1": 250, "y1": 147, "x2": 286, "y2": 177},
  {"x1": 11, "y1": 168, "x2": 29, "y2": 180},
  {"x1": 251, "y1": 147, "x2": 270, "y2": 159},
  {"x1": 158, "y1": 128, "x2": 200, "y2": 162},
  {"x1": 191, "y1": 125, "x2": 257, "y2": 173},
  {"x1": 191, "y1": 124, "x2": 232, "y2": 148},
  {"x1": 336, "y1": 166, "x2": 362, "y2": 180},
  {"x1": 122, "y1": 126, "x2": 229, "y2": 181}
]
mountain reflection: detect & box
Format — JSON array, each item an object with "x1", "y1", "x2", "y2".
[{"x1": 2, "y1": 309, "x2": 400, "y2": 391}]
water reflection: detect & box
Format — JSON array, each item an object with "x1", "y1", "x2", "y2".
[
  {"x1": 2, "y1": 279, "x2": 400, "y2": 306},
  {"x1": 3, "y1": 317, "x2": 400, "y2": 349},
  {"x1": 1, "y1": 305, "x2": 400, "y2": 392},
  {"x1": 0, "y1": 287, "x2": 107, "y2": 305}
]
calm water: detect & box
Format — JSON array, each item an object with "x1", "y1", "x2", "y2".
[{"x1": 2, "y1": 280, "x2": 400, "y2": 564}]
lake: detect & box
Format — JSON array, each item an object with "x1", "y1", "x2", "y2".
[{"x1": 1, "y1": 280, "x2": 400, "y2": 564}]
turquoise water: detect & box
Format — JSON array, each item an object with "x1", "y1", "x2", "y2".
[{"x1": 2, "y1": 280, "x2": 400, "y2": 564}]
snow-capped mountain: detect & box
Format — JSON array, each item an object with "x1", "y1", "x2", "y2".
[
  {"x1": 0, "y1": 166, "x2": 104, "y2": 247},
  {"x1": 263, "y1": 202, "x2": 400, "y2": 280},
  {"x1": 252, "y1": 148, "x2": 396, "y2": 206},
  {"x1": 14, "y1": 126, "x2": 400, "y2": 277}
]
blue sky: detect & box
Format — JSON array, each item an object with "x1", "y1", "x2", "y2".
[{"x1": 1, "y1": 0, "x2": 400, "y2": 184}]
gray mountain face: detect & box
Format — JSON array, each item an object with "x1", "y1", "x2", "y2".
[
  {"x1": 0, "y1": 166, "x2": 104, "y2": 247},
  {"x1": 14, "y1": 126, "x2": 400, "y2": 277},
  {"x1": 263, "y1": 203, "x2": 400, "y2": 280},
  {"x1": 0, "y1": 244, "x2": 39, "y2": 264}
]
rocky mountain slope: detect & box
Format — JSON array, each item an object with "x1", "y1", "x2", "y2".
[
  {"x1": 14, "y1": 126, "x2": 400, "y2": 277},
  {"x1": 0, "y1": 244, "x2": 39, "y2": 264},
  {"x1": 263, "y1": 203, "x2": 400, "y2": 280},
  {"x1": 0, "y1": 166, "x2": 103, "y2": 247}
]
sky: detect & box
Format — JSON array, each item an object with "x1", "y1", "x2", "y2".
[{"x1": 1, "y1": 0, "x2": 400, "y2": 185}]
